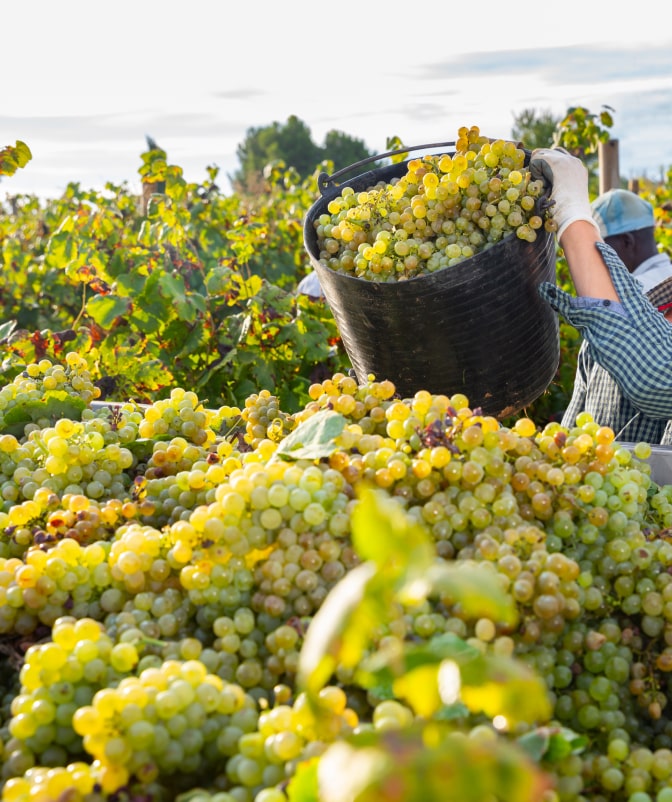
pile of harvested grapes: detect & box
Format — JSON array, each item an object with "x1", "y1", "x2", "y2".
[
  {"x1": 311, "y1": 125, "x2": 555, "y2": 281},
  {"x1": 2, "y1": 355, "x2": 672, "y2": 801}
]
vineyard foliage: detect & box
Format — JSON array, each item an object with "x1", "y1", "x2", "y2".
[
  {"x1": 1, "y1": 112, "x2": 671, "y2": 425},
  {"x1": 0, "y1": 148, "x2": 349, "y2": 415}
]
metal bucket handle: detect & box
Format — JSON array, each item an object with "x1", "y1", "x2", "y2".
[{"x1": 317, "y1": 140, "x2": 457, "y2": 200}]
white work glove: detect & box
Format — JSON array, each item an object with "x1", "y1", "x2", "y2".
[{"x1": 529, "y1": 147, "x2": 601, "y2": 241}]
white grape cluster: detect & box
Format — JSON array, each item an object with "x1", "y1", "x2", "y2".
[
  {"x1": 137, "y1": 388, "x2": 218, "y2": 448},
  {"x1": 0, "y1": 353, "x2": 101, "y2": 433},
  {"x1": 313, "y1": 125, "x2": 553, "y2": 282}
]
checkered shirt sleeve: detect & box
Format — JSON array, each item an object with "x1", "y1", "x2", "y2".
[
  {"x1": 560, "y1": 344, "x2": 589, "y2": 429},
  {"x1": 561, "y1": 341, "x2": 671, "y2": 442},
  {"x1": 538, "y1": 241, "x2": 672, "y2": 418}
]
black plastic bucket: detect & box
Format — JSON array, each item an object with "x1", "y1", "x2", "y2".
[{"x1": 303, "y1": 152, "x2": 560, "y2": 419}]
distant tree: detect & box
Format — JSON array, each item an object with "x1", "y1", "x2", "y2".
[
  {"x1": 510, "y1": 109, "x2": 560, "y2": 151},
  {"x1": 320, "y1": 129, "x2": 375, "y2": 176},
  {"x1": 232, "y1": 116, "x2": 375, "y2": 190}
]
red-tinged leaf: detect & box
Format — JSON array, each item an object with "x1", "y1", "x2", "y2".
[
  {"x1": 88, "y1": 277, "x2": 111, "y2": 295},
  {"x1": 87, "y1": 323, "x2": 106, "y2": 343}
]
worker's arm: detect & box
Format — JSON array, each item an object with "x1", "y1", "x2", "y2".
[{"x1": 531, "y1": 147, "x2": 672, "y2": 418}]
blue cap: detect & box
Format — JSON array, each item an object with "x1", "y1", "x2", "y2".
[{"x1": 591, "y1": 189, "x2": 654, "y2": 238}]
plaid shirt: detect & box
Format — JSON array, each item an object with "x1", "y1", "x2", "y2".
[{"x1": 538, "y1": 242, "x2": 672, "y2": 445}]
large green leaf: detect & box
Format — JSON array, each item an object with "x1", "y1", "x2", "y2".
[
  {"x1": 86, "y1": 295, "x2": 132, "y2": 328},
  {"x1": 0, "y1": 320, "x2": 17, "y2": 341},
  {"x1": 158, "y1": 272, "x2": 186, "y2": 302},
  {"x1": 307, "y1": 728, "x2": 553, "y2": 802},
  {"x1": 296, "y1": 561, "x2": 385, "y2": 693},
  {"x1": 357, "y1": 633, "x2": 478, "y2": 717},
  {"x1": 422, "y1": 560, "x2": 518, "y2": 626},
  {"x1": 174, "y1": 294, "x2": 206, "y2": 323},
  {"x1": 459, "y1": 652, "x2": 553, "y2": 726},
  {"x1": 351, "y1": 487, "x2": 435, "y2": 576},
  {"x1": 115, "y1": 272, "x2": 147, "y2": 297},
  {"x1": 273, "y1": 409, "x2": 345, "y2": 461},
  {"x1": 1, "y1": 391, "x2": 86, "y2": 436},
  {"x1": 46, "y1": 229, "x2": 78, "y2": 267},
  {"x1": 286, "y1": 757, "x2": 320, "y2": 802}
]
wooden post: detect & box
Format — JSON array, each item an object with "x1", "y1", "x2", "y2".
[
  {"x1": 141, "y1": 181, "x2": 165, "y2": 215},
  {"x1": 598, "y1": 139, "x2": 620, "y2": 194}
]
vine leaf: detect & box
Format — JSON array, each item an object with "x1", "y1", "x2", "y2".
[
  {"x1": 0, "y1": 141, "x2": 32, "y2": 176},
  {"x1": 87, "y1": 295, "x2": 132, "y2": 328},
  {"x1": 518, "y1": 726, "x2": 588, "y2": 763},
  {"x1": 1, "y1": 392, "x2": 86, "y2": 436},
  {"x1": 273, "y1": 409, "x2": 345, "y2": 461}
]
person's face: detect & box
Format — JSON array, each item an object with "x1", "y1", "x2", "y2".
[{"x1": 603, "y1": 232, "x2": 635, "y2": 268}]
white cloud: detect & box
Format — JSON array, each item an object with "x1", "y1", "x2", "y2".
[{"x1": 3, "y1": 3, "x2": 672, "y2": 198}]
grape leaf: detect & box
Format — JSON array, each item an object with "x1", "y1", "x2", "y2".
[
  {"x1": 351, "y1": 487, "x2": 435, "y2": 573},
  {"x1": 424, "y1": 561, "x2": 518, "y2": 626},
  {"x1": 273, "y1": 409, "x2": 345, "y2": 461},
  {"x1": 87, "y1": 295, "x2": 132, "y2": 328},
  {"x1": 518, "y1": 727, "x2": 588, "y2": 763},
  {"x1": 125, "y1": 437, "x2": 160, "y2": 461},
  {"x1": 296, "y1": 561, "x2": 383, "y2": 693},
  {"x1": 1, "y1": 392, "x2": 86, "y2": 436},
  {"x1": 286, "y1": 756, "x2": 320, "y2": 802},
  {"x1": 459, "y1": 653, "x2": 552, "y2": 726},
  {"x1": 392, "y1": 664, "x2": 443, "y2": 717},
  {"x1": 0, "y1": 320, "x2": 17, "y2": 341},
  {"x1": 357, "y1": 633, "x2": 481, "y2": 715},
  {"x1": 0, "y1": 140, "x2": 32, "y2": 176}
]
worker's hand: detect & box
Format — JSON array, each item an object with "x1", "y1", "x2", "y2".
[{"x1": 529, "y1": 147, "x2": 601, "y2": 241}]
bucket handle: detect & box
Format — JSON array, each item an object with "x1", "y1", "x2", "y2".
[
  {"x1": 316, "y1": 139, "x2": 537, "y2": 205},
  {"x1": 317, "y1": 140, "x2": 458, "y2": 199}
]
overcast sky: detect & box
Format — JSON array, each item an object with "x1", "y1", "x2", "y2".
[{"x1": 3, "y1": 1, "x2": 672, "y2": 200}]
